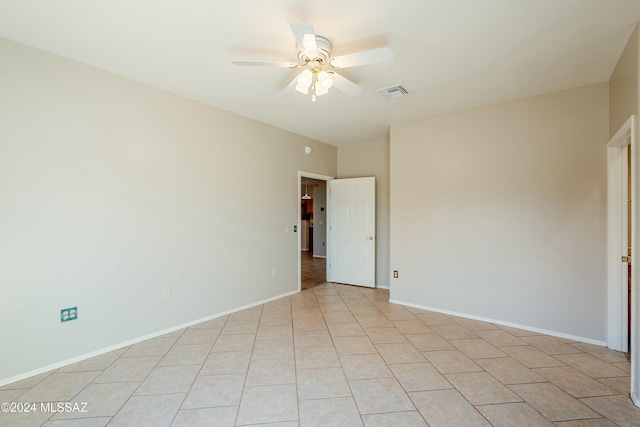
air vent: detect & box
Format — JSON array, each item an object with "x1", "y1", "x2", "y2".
[{"x1": 378, "y1": 84, "x2": 409, "y2": 99}]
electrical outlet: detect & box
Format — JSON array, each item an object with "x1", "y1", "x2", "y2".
[
  {"x1": 393, "y1": 270, "x2": 399, "y2": 278},
  {"x1": 163, "y1": 289, "x2": 171, "y2": 299},
  {"x1": 61, "y1": 306, "x2": 78, "y2": 322}
]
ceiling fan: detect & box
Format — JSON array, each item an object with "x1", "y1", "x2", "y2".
[{"x1": 232, "y1": 22, "x2": 394, "y2": 102}]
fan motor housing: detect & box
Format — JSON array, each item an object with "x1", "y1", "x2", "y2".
[{"x1": 297, "y1": 35, "x2": 332, "y2": 64}]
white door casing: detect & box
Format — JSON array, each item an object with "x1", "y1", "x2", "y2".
[
  {"x1": 606, "y1": 115, "x2": 638, "y2": 407},
  {"x1": 328, "y1": 177, "x2": 376, "y2": 287}
]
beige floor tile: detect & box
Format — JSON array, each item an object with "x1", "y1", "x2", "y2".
[
  {"x1": 200, "y1": 351, "x2": 251, "y2": 375},
  {"x1": 361, "y1": 411, "x2": 427, "y2": 426},
  {"x1": 409, "y1": 389, "x2": 491, "y2": 426},
  {"x1": 454, "y1": 318, "x2": 499, "y2": 331},
  {"x1": 236, "y1": 384, "x2": 298, "y2": 425},
  {"x1": 297, "y1": 367, "x2": 351, "y2": 399},
  {"x1": 93, "y1": 356, "x2": 160, "y2": 383},
  {"x1": 316, "y1": 295, "x2": 344, "y2": 304},
  {"x1": 580, "y1": 395, "x2": 640, "y2": 427},
  {"x1": 415, "y1": 312, "x2": 457, "y2": 326},
  {"x1": 597, "y1": 376, "x2": 630, "y2": 394},
  {"x1": 298, "y1": 396, "x2": 362, "y2": 427},
  {"x1": 121, "y1": 337, "x2": 177, "y2": 358},
  {"x1": 44, "y1": 418, "x2": 111, "y2": 427},
  {"x1": 570, "y1": 343, "x2": 630, "y2": 364},
  {"x1": 476, "y1": 357, "x2": 546, "y2": 384},
  {"x1": 246, "y1": 358, "x2": 296, "y2": 386},
  {"x1": 445, "y1": 372, "x2": 522, "y2": 405},
  {"x1": 159, "y1": 344, "x2": 211, "y2": 366},
  {"x1": 292, "y1": 317, "x2": 327, "y2": 332},
  {"x1": 378, "y1": 309, "x2": 417, "y2": 321},
  {"x1": 182, "y1": 374, "x2": 245, "y2": 408},
  {"x1": 340, "y1": 354, "x2": 393, "y2": 380},
  {"x1": 554, "y1": 353, "x2": 629, "y2": 378},
  {"x1": 450, "y1": 338, "x2": 507, "y2": 359},
  {"x1": 333, "y1": 336, "x2": 378, "y2": 355},
  {"x1": 171, "y1": 406, "x2": 238, "y2": 427},
  {"x1": 229, "y1": 307, "x2": 262, "y2": 321},
  {"x1": 0, "y1": 407, "x2": 53, "y2": 427},
  {"x1": 365, "y1": 327, "x2": 407, "y2": 344},
  {"x1": 175, "y1": 328, "x2": 220, "y2": 346},
  {"x1": 521, "y1": 336, "x2": 583, "y2": 355},
  {"x1": 188, "y1": 316, "x2": 228, "y2": 329},
  {"x1": 251, "y1": 339, "x2": 294, "y2": 360},
  {"x1": 258, "y1": 313, "x2": 292, "y2": 327},
  {"x1": 508, "y1": 383, "x2": 600, "y2": 422},
  {"x1": 612, "y1": 361, "x2": 632, "y2": 373},
  {"x1": 554, "y1": 419, "x2": 619, "y2": 427},
  {"x1": 500, "y1": 345, "x2": 565, "y2": 368},
  {"x1": 320, "y1": 302, "x2": 350, "y2": 312},
  {"x1": 327, "y1": 322, "x2": 366, "y2": 337},
  {"x1": 356, "y1": 315, "x2": 394, "y2": 328},
  {"x1": 350, "y1": 306, "x2": 383, "y2": 316},
  {"x1": 49, "y1": 381, "x2": 138, "y2": 419},
  {"x1": 108, "y1": 393, "x2": 185, "y2": 427},
  {"x1": 221, "y1": 320, "x2": 259, "y2": 335},
  {"x1": 295, "y1": 346, "x2": 341, "y2": 369},
  {"x1": 423, "y1": 350, "x2": 483, "y2": 374},
  {"x1": 405, "y1": 333, "x2": 455, "y2": 351},
  {"x1": 375, "y1": 343, "x2": 426, "y2": 364},
  {"x1": 431, "y1": 324, "x2": 479, "y2": 340},
  {"x1": 294, "y1": 330, "x2": 333, "y2": 347},
  {"x1": 389, "y1": 362, "x2": 452, "y2": 392},
  {"x1": 0, "y1": 372, "x2": 53, "y2": 391},
  {"x1": 57, "y1": 348, "x2": 128, "y2": 373},
  {"x1": 476, "y1": 402, "x2": 555, "y2": 427},
  {"x1": 533, "y1": 367, "x2": 617, "y2": 398},
  {"x1": 211, "y1": 334, "x2": 255, "y2": 352},
  {"x1": 322, "y1": 311, "x2": 357, "y2": 323},
  {"x1": 350, "y1": 377, "x2": 415, "y2": 415},
  {"x1": 498, "y1": 325, "x2": 542, "y2": 337},
  {"x1": 475, "y1": 329, "x2": 528, "y2": 347},
  {"x1": 0, "y1": 388, "x2": 26, "y2": 402},
  {"x1": 135, "y1": 365, "x2": 200, "y2": 395},
  {"x1": 391, "y1": 320, "x2": 433, "y2": 334},
  {"x1": 256, "y1": 325, "x2": 293, "y2": 341}
]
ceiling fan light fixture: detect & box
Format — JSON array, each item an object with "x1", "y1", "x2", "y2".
[
  {"x1": 314, "y1": 82, "x2": 329, "y2": 96},
  {"x1": 297, "y1": 69, "x2": 312, "y2": 87},
  {"x1": 317, "y1": 71, "x2": 333, "y2": 89}
]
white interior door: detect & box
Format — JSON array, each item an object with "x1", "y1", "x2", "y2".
[{"x1": 328, "y1": 177, "x2": 376, "y2": 287}]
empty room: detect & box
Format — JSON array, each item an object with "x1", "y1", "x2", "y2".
[{"x1": 2, "y1": 1, "x2": 640, "y2": 426}]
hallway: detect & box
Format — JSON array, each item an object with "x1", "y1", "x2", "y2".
[{"x1": 301, "y1": 251, "x2": 326, "y2": 290}]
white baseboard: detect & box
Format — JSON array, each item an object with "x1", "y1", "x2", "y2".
[
  {"x1": 376, "y1": 284, "x2": 390, "y2": 290},
  {"x1": 312, "y1": 255, "x2": 326, "y2": 259},
  {"x1": 389, "y1": 299, "x2": 607, "y2": 347},
  {"x1": 0, "y1": 289, "x2": 300, "y2": 388}
]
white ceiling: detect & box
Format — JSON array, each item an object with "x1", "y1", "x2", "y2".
[{"x1": 1, "y1": 0, "x2": 640, "y2": 146}]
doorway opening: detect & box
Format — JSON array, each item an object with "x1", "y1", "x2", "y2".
[
  {"x1": 298, "y1": 172, "x2": 332, "y2": 291},
  {"x1": 301, "y1": 177, "x2": 328, "y2": 290}
]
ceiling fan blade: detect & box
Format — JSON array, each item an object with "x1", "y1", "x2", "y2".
[
  {"x1": 290, "y1": 22, "x2": 316, "y2": 55},
  {"x1": 232, "y1": 60, "x2": 298, "y2": 68},
  {"x1": 279, "y1": 76, "x2": 299, "y2": 99},
  {"x1": 330, "y1": 47, "x2": 394, "y2": 69},
  {"x1": 331, "y1": 73, "x2": 363, "y2": 96}
]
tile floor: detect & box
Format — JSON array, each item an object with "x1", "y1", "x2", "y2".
[
  {"x1": 301, "y1": 251, "x2": 326, "y2": 290},
  {"x1": 1, "y1": 283, "x2": 639, "y2": 426}
]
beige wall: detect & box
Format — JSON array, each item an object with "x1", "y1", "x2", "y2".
[
  {"x1": 390, "y1": 83, "x2": 609, "y2": 342},
  {"x1": 338, "y1": 137, "x2": 391, "y2": 288},
  {"x1": 610, "y1": 24, "x2": 639, "y2": 136},
  {"x1": 0, "y1": 37, "x2": 337, "y2": 383}
]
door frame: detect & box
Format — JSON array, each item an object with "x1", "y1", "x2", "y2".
[
  {"x1": 606, "y1": 115, "x2": 638, "y2": 405},
  {"x1": 298, "y1": 171, "x2": 333, "y2": 291}
]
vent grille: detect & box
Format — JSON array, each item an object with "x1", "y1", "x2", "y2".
[{"x1": 378, "y1": 84, "x2": 409, "y2": 99}]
